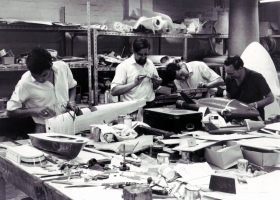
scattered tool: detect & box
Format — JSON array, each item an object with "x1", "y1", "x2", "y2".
[{"x1": 84, "y1": 173, "x2": 109, "y2": 182}]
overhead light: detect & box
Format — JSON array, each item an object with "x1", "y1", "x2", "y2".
[{"x1": 260, "y1": 0, "x2": 280, "y2": 3}]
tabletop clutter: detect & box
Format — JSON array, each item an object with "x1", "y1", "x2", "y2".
[{"x1": 2, "y1": 103, "x2": 280, "y2": 200}]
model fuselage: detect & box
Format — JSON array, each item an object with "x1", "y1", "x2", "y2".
[{"x1": 176, "y1": 97, "x2": 260, "y2": 120}]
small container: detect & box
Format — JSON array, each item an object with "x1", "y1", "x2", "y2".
[
  {"x1": 185, "y1": 185, "x2": 201, "y2": 200},
  {"x1": 118, "y1": 115, "x2": 126, "y2": 124},
  {"x1": 151, "y1": 144, "x2": 163, "y2": 158},
  {"x1": 157, "y1": 153, "x2": 170, "y2": 165},
  {"x1": 158, "y1": 164, "x2": 175, "y2": 180},
  {"x1": 99, "y1": 94, "x2": 105, "y2": 104},
  {"x1": 90, "y1": 126, "x2": 101, "y2": 142},
  {"x1": 124, "y1": 115, "x2": 132, "y2": 128},
  {"x1": 104, "y1": 90, "x2": 109, "y2": 104},
  {"x1": 237, "y1": 159, "x2": 248, "y2": 173}
]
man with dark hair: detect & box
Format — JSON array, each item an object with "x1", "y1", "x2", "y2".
[
  {"x1": 111, "y1": 38, "x2": 162, "y2": 104},
  {"x1": 224, "y1": 55, "x2": 274, "y2": 120},
  {"x1": 7, "y1": 46, "x2": 77, "y2": 133},
  {"x1": 165, "y1": 61, "x2": 224, "y2": 97}
]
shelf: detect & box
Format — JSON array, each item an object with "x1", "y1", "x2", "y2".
[
  {"x1": 0, "y1": 24, "x2": 86, "y2": 32},
  {"x1": 96, "y1": 31, "x2": 228, "y2": 38},
  {"x1": 0, "y1": 61, "x2": 91, "y2": 71}
]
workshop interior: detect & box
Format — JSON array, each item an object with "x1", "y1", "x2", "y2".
[{"x1": 1, "y1": 0, "x2": 280, "y2": 200}]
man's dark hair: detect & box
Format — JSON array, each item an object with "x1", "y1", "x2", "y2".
[
  {"x1": 132, "y1": 38, "x2": 150, "y2": 52},
  {"x1": 224, "y1": 55, "x2": 244, "y2": 70},
  {"x1": 165, "y1": 62, "x2": 181, "y2": 82},
  {"x1": 26, "y1": 46, "x2": 52, "y2": 74}
]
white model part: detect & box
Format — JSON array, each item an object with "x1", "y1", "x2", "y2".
[{"x1": 6, "y1": 145, "x2": 45, "y2": 164}]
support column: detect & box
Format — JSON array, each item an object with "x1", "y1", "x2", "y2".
[{"x1": 228, "y1": 0, "x2": 259, "y2": 56}]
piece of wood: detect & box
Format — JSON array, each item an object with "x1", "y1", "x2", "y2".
[
  {"x1": 90, "y1": 135, "x2": 153, "y2": 155},
  {"x1": 172, "y1": 139, "x2": 218, "y2": 152},
  {"x1": 123, "y1": 184, "x2": 152, "y2": 200},
  {"x1": 237, "y1": 137, "x2": 280, "y2": 151},
  {"x1": 193, "y1": 133, "x2": 260, "y2": 141}
]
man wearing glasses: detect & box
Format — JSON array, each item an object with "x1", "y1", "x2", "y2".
[
  {"x1": 111, "y1": 38, "x2": 162, "y2": 106},
  {"x1": 165, "y1": 60, "x2": 224, "y2": 97},
  {"x1": 224, "y1": 55, "x2": 274, "y2": 120},
  {"x1": 7, "y1": 46, "x2": 77, "y2": 133}
]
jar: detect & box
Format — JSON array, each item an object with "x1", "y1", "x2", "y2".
[{"x1": 124, "y1": 115, "x2": 132, "y2": 128}]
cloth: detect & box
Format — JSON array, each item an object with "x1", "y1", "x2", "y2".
[
  {"x1": 7, "y1": 61, "x2": 77, "y2": 125},
  {"x1": 174, "y1": 61, "x2": 220, "y2": 97},
  {"x1": 225, "y1": 68, "x2": 271, "y2": 120},
  {"x1": 111, "y1": 55, "x2": 159, "y2": 102}
]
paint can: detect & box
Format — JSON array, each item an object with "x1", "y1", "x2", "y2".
[
  {"x1": 158, "y1": 164, "x2": 175, "y2": 180},
  {"x1": 118, "y1": 115, "x2": 126, "y2": 124},
  {"x1": 157, "y1": 153, "x2": 170, "y2": 164},
  {"x1": 151, "y1": 144, "x2": 163, "y2": 158},
  {"x1": 184, "y1": 184, "x2": 201, "y2": 200},
  {"x1": 124, "y1": 115, "x2": 132, "y2": 128},
  {"x1": 90, "y1": 126, "x2": 101, "y2": 142},
  {"x1": 237, "y1": 159, "x2": 248, "y2": 173}
]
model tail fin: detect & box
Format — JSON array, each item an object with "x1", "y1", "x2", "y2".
[
  {"x1": 180, "y1": 91, "x2": 196, "y2": 104},
  {"x1": 204, "y1": 122, "x2": 219, "y2": 131}
]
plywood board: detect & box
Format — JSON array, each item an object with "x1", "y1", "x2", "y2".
[
  {"x1": 172, "y1": 139, "x2": 218, "y2": 152},
  {"x1": 237, "y1": 137, "x2": 280, "y2": 151},
  {"x1": 193, "y1": 133, "x2": 261, "y2": 141}
]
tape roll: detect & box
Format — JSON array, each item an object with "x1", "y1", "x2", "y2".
[
  {"x1": 47, "y1": 49, "x2": 58, "y2": 57},
  {"x1": 0, "y1": 49, "x2": 7, "y2": 57}
]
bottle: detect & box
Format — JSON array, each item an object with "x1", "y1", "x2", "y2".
[
  {"x1": 104, "y1": 90, "x2": 109, "y2": 104},
  {"x1": 136, "y1": 106, "x2": 144, "y2": 122},
  {"x1": 124, "y1": 115, "x2": 132, "y2": 128}
]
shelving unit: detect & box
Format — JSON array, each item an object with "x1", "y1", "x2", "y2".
[
  {"x1": 91, "y1": 28, "x2": 228, "y2": 105},
  {"x1": 0, "y1": 23, "x2": 229, "y2": 107}
]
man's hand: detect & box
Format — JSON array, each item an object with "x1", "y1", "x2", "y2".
[
  {"x1": 151, "y1": 74, "x2": 162, "y2": 84},
  {"x1": 34, "y1": 106, "x2": 56, "y2": 118},
  {"x1": 134, "y1": 75, "x2": 146, "y2": 86},
  {"x1": 197, "y1": 82, "x2": 207, "y2": 88}
]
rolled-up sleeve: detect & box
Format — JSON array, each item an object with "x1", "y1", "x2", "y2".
[
  {"x1": 111, "y1": 63, "x2": 127, "y2": 90},
  {"x1": 199, "y1": 62, "x2": 220, "y2": 81},
  {"x1": 64, "y1": 62, "x2": 77, "y2": 88},
  {"x1": 7, "y1": 84, "x2": 28, "y2": 111}
]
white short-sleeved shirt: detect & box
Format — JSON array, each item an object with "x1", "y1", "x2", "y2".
[
  {"x1": 174, "y1": 61, "x2": 220, "y2": 95},
  {"x1": 111, "y1": 55, "x2": 159, "y2": 102},
  {"x1": 7, "y1": 61, "x2": 77, "y2": 124}
]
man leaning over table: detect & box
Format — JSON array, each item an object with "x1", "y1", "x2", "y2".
[{"x1": 7, "y1": 46, "x2": 77, "y2": 133}]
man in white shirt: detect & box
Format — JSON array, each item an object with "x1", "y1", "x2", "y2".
[
  {"x1": 7, "y1": 47, "x2": 77, "y2": 133},
  {"x1": 111, "y1": 38, "x2": 162, "y2": 106},
  {"x1": 165, "y1": 61, "x2": 224, "y2": 97}
]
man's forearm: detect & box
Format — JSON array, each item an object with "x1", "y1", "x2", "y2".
[
  {"x1": 205, "y1": 77, "x2": 224, "y2": 88},
  {"x1": 7, "y1": 108, "x2": 37, "y2": 118},
  {"x1": 69, "y1": 87, "x2": 76, "y2": 102},
  {"x1": 111, "y1": 83, "x2": 136, "y2": 96}
]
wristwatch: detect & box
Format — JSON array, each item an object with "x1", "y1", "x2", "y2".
[{"x1": 254, "y1": 102, "x2": 258, "y2": 109}]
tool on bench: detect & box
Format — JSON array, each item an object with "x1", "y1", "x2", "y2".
[
  {"x1": 119, "y1": 142, "x2": 139, "y2": 171},
  {"x1": 84, "y1": 173, "x2": 109, "y2": 182},
  {"x1": 64, "y1": 182, "x2": 136, "y2": 188}
]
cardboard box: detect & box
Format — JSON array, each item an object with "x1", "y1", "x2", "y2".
[
  {"x1": 241, "y1": 147, "x2": 280, "y2": 166},
  {"x1": 204, "y1": 141, "x2": 244, "y2": 169},
  {"x1": 1, "y1": 57, "x2": 15, "y2": 64},
  {"x1": 143, "y1": 107, "x2": 202, "y2": 133},
  {"x1": 259, "y1": 22, "x2": 279, "y2": 36}
]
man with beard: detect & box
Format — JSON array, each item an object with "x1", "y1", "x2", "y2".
[{"x1": 111, "y1": 38, "x2": 162, "y2": 106}]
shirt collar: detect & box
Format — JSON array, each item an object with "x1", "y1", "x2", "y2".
[
  {"x1": 30, "y1": 65, "x2": 57, "y2": 82},
  {"x1": 184, "y1": 62, "x2": 193, "y2": 76}
]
